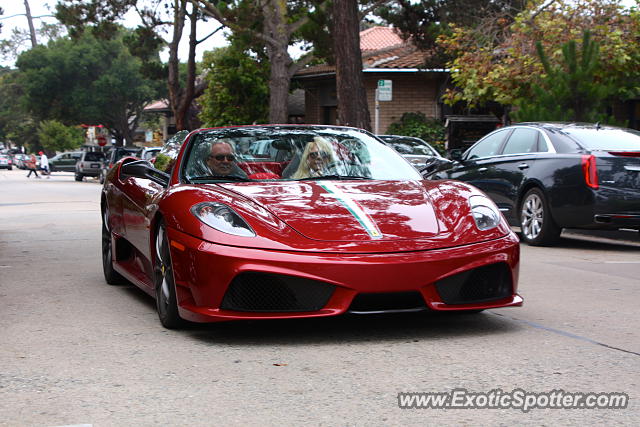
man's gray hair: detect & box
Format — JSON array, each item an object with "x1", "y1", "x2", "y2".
[{"x1": 210, "y1": 138, "x2": 237, "y2": 153}]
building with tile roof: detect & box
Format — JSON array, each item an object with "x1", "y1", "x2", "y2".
[{"x1": 293, "y1": 26, "x2": 450, "y2": 134}]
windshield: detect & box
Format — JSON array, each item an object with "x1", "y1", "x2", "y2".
[
  {"x1": 181, "y1": 127, "x2": 422, "y2": 182},
  {"x1": 563, "y1": 128, "x2": 640, "y2": 151}
]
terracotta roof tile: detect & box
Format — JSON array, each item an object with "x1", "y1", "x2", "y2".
[
  {"x1": 144, "y1": 100, "x2": 169, "y2": 110},
  {"x1": 359, "y1": 26, "x2": 404, "y2": 51},
  {"x1": 294, "y1": 27, "x2": 439, "y2": 78}
]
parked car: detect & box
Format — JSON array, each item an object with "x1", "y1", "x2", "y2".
[
  {"x1": 378, "y1": 135, "x2": 443, "y2": 163},
  {"x1": 13, "y1": 154, "x2": 29, "y2": 169},
  {"x1": 139, "y1": 146, "x2": 161, "y2": 162},
  {"x1": 99, "y1": 147, "x2": 141, "y2": 184},
  {"x1": 377, "y1": 134, "x2": 449, "y2": 175},
  {"x1": 75, "y1": 151, "x2": 106, "y2": 181},
  {"x1": 438, "y1": 122, "x2": 640, "y2": 246},
  {"x1": 0, "y1": 154, "x2": 12, "y2": 170},
  {"x1": 49, "y1": 151, "x2": 82, "y2": 172},
  {"x1": 101, "y1": 125, "x2": 522, "y2": 329}
]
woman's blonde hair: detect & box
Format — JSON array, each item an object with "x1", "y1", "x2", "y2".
[{"x1": 291, "y1": 136, "x2": 336, "y2": 179}]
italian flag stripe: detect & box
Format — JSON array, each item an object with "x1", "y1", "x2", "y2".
[{"x1": 319, "y1": 182, "x2": 383, "y2": 239}]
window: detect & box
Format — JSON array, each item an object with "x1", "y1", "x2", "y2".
[
  {"x1": 466, "y1": 130, "x2": 509, "y2": 159},
  {"x1": 502, "y1": 128, "x2": 539, "y2": 155},
  {"x1": 84, "y1": 152, "x2": 105, "y2": 161}
]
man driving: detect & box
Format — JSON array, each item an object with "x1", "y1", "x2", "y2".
[{"x1": 206, "y1": 139, "x2": 247, "y2": 177}]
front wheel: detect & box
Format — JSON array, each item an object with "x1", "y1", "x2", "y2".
[
  {"x1": 519, "y1": 188, "x2": 561, "y2": 246},
  {"x1": 101, "y1": 205, "x2": 128, "y2": 285},
  {"x1": 154, "y1": 221, "x2": 185, "y2": 329}
]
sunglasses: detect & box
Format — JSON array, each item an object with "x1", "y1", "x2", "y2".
[
  {"x1": 308, "y1": 151, "x2": 330, "y2": 160},
  {"x1": 209, "y1": 154, "x2": 236, "y2": 162}
]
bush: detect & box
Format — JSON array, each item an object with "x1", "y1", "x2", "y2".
[{"x1": 386, "y1": 112, "x2": 446, "y2": 154}]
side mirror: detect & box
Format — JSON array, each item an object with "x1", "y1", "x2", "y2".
[
  {"x1": 121, "y1": 160, "x2": 170, "y2": 186},
  {"x1": 448, "y1": 149, "x2": 463, "y2": 161},
  {"x1": 420, "y1": 156, "x2": 454, "y2": 178}
]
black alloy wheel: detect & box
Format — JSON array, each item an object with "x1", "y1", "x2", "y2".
[
  {"x1": 519, "y1": 188, "x2": 561, "y2": 246},
  {"x1": 101, "y1": 204, "x2": 128, "y2": 285},
  {"x1": 154, "y1": 220, "x2": 185, "y2": 329}
]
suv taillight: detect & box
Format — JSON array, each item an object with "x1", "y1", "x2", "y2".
[{"x1": 581, "y1": 155, "x2": 598, "y2": 189}]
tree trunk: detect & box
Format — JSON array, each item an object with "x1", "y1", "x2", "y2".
[
  {"x1": 167, "y1": 0, "x2": 188, "y2": 131},
  {"x1": 268, "y1": 46, "x2": 292, "y2": 124},
  {"x1": 262, "y1": 1, "x2": 292, "y2": 124},
  {"x1": 333, "y1": 0, "x2": 371, "y2": 130},
  {"x1": 23, "y1": 0, "x2": 38, "y2": 47}
]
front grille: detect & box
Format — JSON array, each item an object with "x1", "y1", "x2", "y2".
[
  {"x1": 435, "y1": 263, "x2": 512, "y2": 305},
  {"x1": 349, "y1": 291, "x2": 427, "y2": 313},
  {"x1": 221, "y1": 272, "x2": 335, "y2": 312}
]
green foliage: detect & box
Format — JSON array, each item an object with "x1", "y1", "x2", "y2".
[
  {"x1": 198, "y1": 45, "x2": 269, "y2": 126},
  {"x1": 375, "y1": 1, "x2": 527, "y2": 67},
  {"x1": 513, "y1": 31, "x2": 617, "y2": 123},
  {"x1": 16, "y1": 28, "x2": 161, "y2": 144},
  {"x1": 386, "y1": 112, "x2": 446, "y2": 154},
  {"x1": 37, "y1": 120, "x2": 84, "y2": 152},
  {"x1": 153, "y1": 153, "x2": 172, "y2": 172},
  {"x1": 0, "y1": 69, "x2": 37, "y2": 150},
  {"x1": 439, "y1": 0, "x2": 640, "y2": 111}
]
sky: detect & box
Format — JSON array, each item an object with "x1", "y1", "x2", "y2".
[{"x1": 0, "y1": 0, "x2": 229, "y2": 67}]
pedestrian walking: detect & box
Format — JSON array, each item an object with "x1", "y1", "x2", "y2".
[
  {"x1": 39, "y1": 151, "x2": 50, "y2": 178},
  {"x1": 26, "y1": 153, "x2": 40, "y2": 178}
]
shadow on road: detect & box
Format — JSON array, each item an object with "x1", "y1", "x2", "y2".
[
  {"x1": 115, "y1": 283, "x2": 524, "y2": 344},
  {"x1": 544, "y1": 235, "x2": 640, "y2": 252},
  {"x1": 183, "y1": 309, "x2": 524, "y2": 346}
]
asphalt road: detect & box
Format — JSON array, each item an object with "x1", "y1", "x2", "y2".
[{"x1": 1, "y1": 168, "x2": 638, "y2": 426}]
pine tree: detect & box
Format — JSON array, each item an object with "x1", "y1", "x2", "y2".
[{"x1": 514, "y1": 31, "x2": 615, "y2": 123}]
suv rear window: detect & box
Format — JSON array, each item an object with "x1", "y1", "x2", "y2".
[{"x1": 84, "y1": 152, "x2": 105, "y2": 161}]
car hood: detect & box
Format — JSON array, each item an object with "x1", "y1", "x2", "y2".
[
  {"x1": 162, "y1": 179, "x2": 512, "y2": 253},
  {"x1": 220, "y1": 180, "x2": 439, "y2": 241}
]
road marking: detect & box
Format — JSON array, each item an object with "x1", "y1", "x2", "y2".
[{"x1": 491, "y1": 312, "x2": 640, "y2": 357}]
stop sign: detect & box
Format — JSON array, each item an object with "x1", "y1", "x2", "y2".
[{"x1": 97, "y1": 135, "x2": 107, "y2": 146}]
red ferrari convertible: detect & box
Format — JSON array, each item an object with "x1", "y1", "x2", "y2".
[{"x1": 101, "y1": 125, "x2": 522, "y2": 328}]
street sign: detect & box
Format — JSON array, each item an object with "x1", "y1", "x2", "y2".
[
  {"x1": 97, "y1": 135, "x2": 107, "y2": 147},
  {"x1": 377, "y1": 80, "x2": 392, "y2": 101}
]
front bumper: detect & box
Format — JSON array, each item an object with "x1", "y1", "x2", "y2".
[{"x1": 167, "y1": 228, "x2": 522, "y2": 323}]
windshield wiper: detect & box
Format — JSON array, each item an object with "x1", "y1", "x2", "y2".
[
  {"x1": 298, "y1": 175, "x2": 369, "y2": 181},
  {"x1": 190, "y1": 175, "x2": 251, "y2": 182}
]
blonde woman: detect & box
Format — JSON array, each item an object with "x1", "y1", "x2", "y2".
[{"x1": 291, "y1": 136, "x2": 337, "y2": 179}]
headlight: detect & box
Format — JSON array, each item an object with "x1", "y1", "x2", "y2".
[
  {"x1": 191, "y1": 202, "x2": 256, "y2": 237},
  {"x1": 469, "y1": 195, "x2": 501, "y2": 231}
]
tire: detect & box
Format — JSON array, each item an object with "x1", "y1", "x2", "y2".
[
  {"x1": 75, "y1": 172, "x2": 84, "y2": 181},
  {"x1": 101, "y1": 205, "x2": 128, "y2": 285},
  {"x1": 519, "y1": 188, "x2": 561, "y2": 246},
  {"x1": 154, "y1": 220, "x2": 185, "y2": 329}
]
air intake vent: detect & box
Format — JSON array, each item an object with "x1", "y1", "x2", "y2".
[
  {"x1": 435, "y1": 263, "x2": 512, "y2": 305},
  {"x1": 221, "y1": 272, "x2": 335, "y2": 312},
  {"x1": 349, "y1": 291, "x2": 427, "y2": 313}
]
